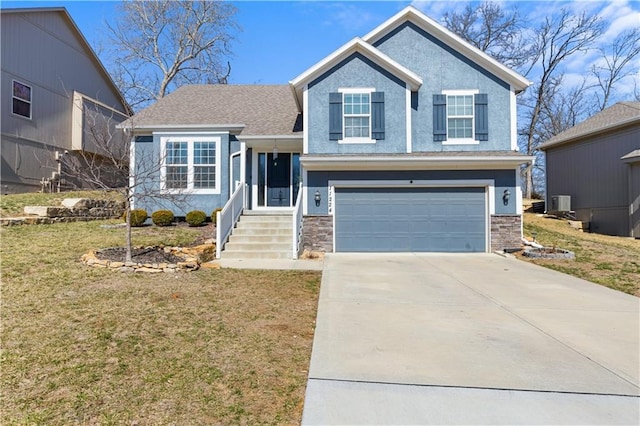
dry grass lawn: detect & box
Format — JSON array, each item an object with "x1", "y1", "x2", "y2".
[
  {"x1": 520, "y1": 212, "x2": 640, "y2": 296},
  {"x1": 0, "y1": 190, "x2": 124, "y2": 217},
  {"x1": 1, "y1": 220, "x2": 321, "y2": 424}
]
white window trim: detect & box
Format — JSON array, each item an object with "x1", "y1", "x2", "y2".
[
  {"x1": 12, "y1": 79, "x2": 32, "y2": 120},
  {"x1": 338, "y1": 87, "x2": 375, "y2": 144},
  {"x1": 442, "y1": 89, "x2": 478, "y2": 145},
  {"x1": 160, "y1": 135, "x2": 221, "y2": 194}
]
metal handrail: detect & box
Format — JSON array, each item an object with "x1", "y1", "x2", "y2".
[
  {"x1": 216, "y1": 183, "x2": 246, "y2": 259},
  {"x1": 291, "y1": 183, "x2": 304, "y2": 259}
]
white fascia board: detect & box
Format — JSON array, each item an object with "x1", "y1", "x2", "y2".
[
  {"x1": 123, "y1": 124, "x2": 246, "y2": 134},
  {"x1": 301, "y1": 155, "x2": 534, "y2": 171},
  {"x1": 363, "y1": 6, "x2": 531, "y2": 93},
  {"x1": 289, "y1": 37, "x2": 423, "y2": 108}
]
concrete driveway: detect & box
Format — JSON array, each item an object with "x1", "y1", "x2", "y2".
[{"x1": 302, "y1": 253, "x2": 640, "y2": 425}]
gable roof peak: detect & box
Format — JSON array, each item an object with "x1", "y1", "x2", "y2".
[
  {"x1": 362, "y1": 5, "x2": 531, "y2": 93},
  {"x1": 289, "y1": 36, "x2": 423, "y2": 111}
]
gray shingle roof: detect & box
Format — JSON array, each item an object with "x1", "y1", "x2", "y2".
[
  {"x1": 539, "y1": 102, "x2": 640, "y2": 150},
  {"x1": 126, "y1": 85, "x2": 301, "y2": 136}
]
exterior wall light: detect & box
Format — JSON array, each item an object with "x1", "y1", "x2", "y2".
[
  {"x1": 314, "y1": 190, "x2": 321, "y2": 207},
  {"x1": 503, "y1": 189, "x2": 511, "y2": 205}
]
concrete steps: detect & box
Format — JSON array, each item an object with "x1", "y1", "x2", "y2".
[{"x1": 220, "y1": 212, "x2": 294, "y2": 260}]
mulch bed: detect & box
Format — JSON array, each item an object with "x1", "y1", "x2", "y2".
[
  {"x1": 95, "y1": 222, "x2": 216, "y2": 264},
  {"x1": 96, "y1": 247, "x2": 184, "y2": 264}
]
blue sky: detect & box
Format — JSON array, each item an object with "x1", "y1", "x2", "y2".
[{"x1": 3, "y1": 0, "x2": 639, "y2": 91}]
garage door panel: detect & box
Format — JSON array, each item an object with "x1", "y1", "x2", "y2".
[{"x1": 335, "y1": 187, "x2": 486, "y2": 252}]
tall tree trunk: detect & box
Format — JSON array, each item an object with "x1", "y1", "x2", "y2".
[{"x1": 125, "y1": 199, "x2": 132, "y2": 263}]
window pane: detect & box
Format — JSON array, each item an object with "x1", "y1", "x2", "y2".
[
  {"x1": 166, "y1": 142, "x2": 187, "y2": 165},
  {"x1": 345, "y1": 117, "x2": 370, "y2": 138},
  {"x1": 13, "y1": 81, "x2": 31, "y2": 101},
  {"x1": 12, "y1": 99, "x2": 30, "y2": 118},
  {"x1": 194, "y1": 142, "x2": 215, "y2": 165},
  {"x1": 166, "y1": 166, "x2": 188, "y2": 189},
  {"x1": 194, "y1": 166, "x2": 216, "y2": 188},
  {"x1": 448, "y1": 118, "x2": 472, "y2": 138}
]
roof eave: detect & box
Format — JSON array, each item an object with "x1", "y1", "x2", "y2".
[
  {"x1": 539, "y1": 116, "x2": 640, "y2": 150},
  {"x1": 301, "y1": 154, "x2": 534, "y2": 171},
  {"x1": 118, "y1": 123, "x2": 246, "y2": 135}
]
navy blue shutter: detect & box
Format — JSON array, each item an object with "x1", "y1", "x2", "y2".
[
  {"x1": 433, "y1": 94, "x2": 447, "y2": 142},
  {"x1": 475, "y1": 93, "x2": 488, "y2": 141},
  {"x1": 371, "y1": 92, "x2": 385, "y2": 139},
  {"x1": 329, "y1": 92, "x2": 342, "y2": 140}
]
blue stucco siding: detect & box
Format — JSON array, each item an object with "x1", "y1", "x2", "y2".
[
  {"x1": 307, "y1": 52, "x2": 408, "y2": 154},
  {"x1": 306, "y1": 169, "x2": 517, "y2": 215},
  {"x1": 132, "y1": 132, "x2": 231, "y2": 216},
  {"x1": 373, "y1": 22, "x2": 513, "y2": 152}
]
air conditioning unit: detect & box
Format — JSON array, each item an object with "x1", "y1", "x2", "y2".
[{"x1": 550, "y1": 195, "x2": 571, "y2": 213}]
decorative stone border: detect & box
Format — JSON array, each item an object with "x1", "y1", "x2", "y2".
[
  {"x1": 1, "y1": 216, "x2": 113, "y2": 226},
  {"x1": 523, "y1": 247, "x2": 575, "y2": 260},
  {"x1": 81, "y1": 244, "x2": 216, "y2": 273}
]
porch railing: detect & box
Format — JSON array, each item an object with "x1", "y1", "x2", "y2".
[
  {"x1": 216, "y1": 183, "x2": 246, "y2": 259},
  {"x1": 292, "y1": 183, "x2": 304, "y2": 259}
]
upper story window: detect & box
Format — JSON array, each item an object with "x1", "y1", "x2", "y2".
[
  {"x1": 343, "y1": 93, "x2": 371, "y2": 138},
  {"x1": 12, "y1": 80, "x2": 32, "y2": 119},
  {"x1": 447, "y1": 95, "x2": 473, "y2": 139},
  {"x1": 433, "y1": 91, "x2": 488, "y2": 144},
  {"x1": 329, "y1": 89, "x2": 384, "y2": 143},
  {"x1": 161, "y1": 136, "x2": 220, "y2": 194}
]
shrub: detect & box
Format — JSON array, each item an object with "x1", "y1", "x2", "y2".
[
  {"x1": 151, "y1": 209, "x2": 174, "y2": 227},
  {"x1": 129, "y1": 209, "x2": 148, "y2": 227},
  {"x1": 186, "y1": 210, "x2": 207, "y2": 227},
  {"x1": 211, "y1": 208, "x2": 223, "y2": 225}
]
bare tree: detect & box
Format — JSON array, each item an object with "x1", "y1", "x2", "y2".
[
  {"x1": 60, "y1": 102, "x2": 190, "y2": 262},
  {"x1": 442, "y1": 2, "x2": 534, "y2": 69},
  {"x1": 519, "y1": 10, "x2": 604, "y2": 198},
  {"x1": 107, "y1": 0, "x2": 238, "y2": 110},
  {"x1": 591, "y1": 28, "x2": 640, "y2": 111}
]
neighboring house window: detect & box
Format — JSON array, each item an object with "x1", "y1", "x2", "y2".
[
  {"x1": 12, "y1": 80, "x2": 32, "y2": 119},
  {"x1": 433, "y1": 92, "x2": 488, "y2": 143},
  {"x1": 161, "y1": 136, "x2": 220, "y2": 193},
  {"x1": 329, "y1": 89, "x2": 384, "y2": 142}
]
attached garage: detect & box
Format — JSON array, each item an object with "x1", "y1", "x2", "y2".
[{"x1": 334, "y1": 187, "x2": 487, "y2": 252}]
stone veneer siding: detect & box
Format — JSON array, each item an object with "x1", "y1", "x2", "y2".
[
  {"x1": 302, "y1": 215, "x2": 333, "y2": 252},
  {"x1": 491, "y1": 215, "x2": 523, "y2": 251}
]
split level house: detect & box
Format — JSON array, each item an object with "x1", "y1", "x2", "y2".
[
  {"x1": 123, "y1": 6, "x2": 533, "y2": 259},
  {"x1": 1, "y1": 7, "x2": 130, "y2": 193}
]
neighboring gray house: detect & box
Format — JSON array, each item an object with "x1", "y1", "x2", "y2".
[
  {"x1": 126, "y1": 6, "x2": 533, "y2": 258},
  {"x1": 540, "y1": 102, "x2": 640, "y2": 238},
  {"x1": 1, "y1": 7, "x2": 130, "y2": 193}
]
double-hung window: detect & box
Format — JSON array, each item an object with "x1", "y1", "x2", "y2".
[
  {"x1": 447, "y1": 95, "x2": 473, "y2": 139},
  {"x1": 343, "y1": 92, "x2": 371, "y2": 138},
  {"x1": 161, "y1": 136, "x2": 220, "y2": 193},
  {"x1": 12, "y1": 80, "x2": 32, "y2": 119},
  {"x1": 330, "y1": 89, "x2": 384, "y2": 142},
  {"x1": 434, "y1": 90, "x2": 487, "y2": 144}
]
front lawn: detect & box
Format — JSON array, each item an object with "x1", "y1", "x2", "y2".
[
  {"x1": 520, "y1": 213, "x2": 640, "y2": 296},
  {"x1": 1, "y1": 221, "x2": 321, "y2": 424}
]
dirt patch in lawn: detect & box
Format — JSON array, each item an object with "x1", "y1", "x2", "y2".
[{"x1": 96, "y1": 246, "x2": 185, "y2": 264}]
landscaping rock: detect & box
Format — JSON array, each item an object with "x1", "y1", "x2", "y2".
[{"x1": 62, "y1": 198, "x2": 91, "y2": 208}]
